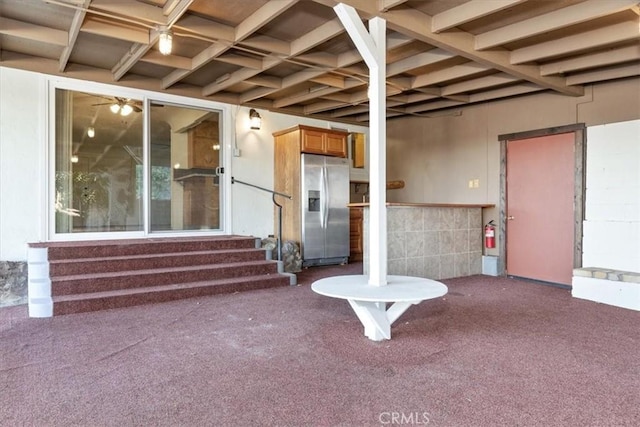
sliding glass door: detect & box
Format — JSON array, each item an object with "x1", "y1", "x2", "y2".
[
  {"x1": 149, "y1": 102, "x2": 222, "y2": 231},
  {"x1": 54, "y1": 89, "x2": 144, "y2": 233},
  {"x1": 53, "y1": 87, "x2": 223, "y2": 236}
]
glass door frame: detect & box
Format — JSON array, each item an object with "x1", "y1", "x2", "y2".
[{"x1": 47, "y1": 76, "x2": 233, "y2": 241}]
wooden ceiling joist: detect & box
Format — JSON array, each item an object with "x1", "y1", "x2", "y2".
[
  {"x1": 475, "y1": 0, "x2": 639, "y2": 50},
  {"x1": 432, "y1": 0, "x2": 527, "y2": 33}
]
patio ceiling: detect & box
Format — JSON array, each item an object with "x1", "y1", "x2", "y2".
[{"x1": 1, "y1": 0, "x2": 639, "y2": 124}]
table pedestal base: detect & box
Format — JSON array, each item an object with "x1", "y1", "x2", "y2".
[{"x1": 312, "y1": 275, "x2": 448, "y2": 341}]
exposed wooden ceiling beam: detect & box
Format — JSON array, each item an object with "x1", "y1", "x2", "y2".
[
  {"x1": 295, "y1": 52, "x2": 339, "y2": 68},
  {"x1": 304, "y1": 99, "x2": 349, "y2": 114},
  {"x1": 388, "y1": 91, "x2": 440, "y2": 104},
  {"x1": 139, "y1": 50, "x2": 192, "y2": 70},
  {"x1": 412, "y1": 62, "x2": 491, "y2": 89},
  {"x1": 163, "y1": 42, "x2": 231, "y2": 88},
  {"x1": 378, "y1": 0, "x2": 408, "y2": 12},
  {"x1": 331, "y1": 104, "x2": 370, "y2": 117},
  {"x1": 236, "y1": 0, "x2": 298, "y2": 41},
  {"x1": 110, "y1": 0, "x2": 194, "y2": 82},
  {"x1": 273, "y1": 78, "x2": 363, "y2": 108},
  {"x1": 90, "y1": 0, "x2": 166, "y2": 25},
  {"x1": 212, "y1": 17, "x2": 348, "y2": 99},
  {"x1": 441, "y1": 72, "x2": 520, "y2": 96},
  {"x1": 468, "y1": 83, "x2": 543, "y2": 103},
  {"x1": 240, "y1": 34, "x2": 291, "y2": 56},
  {"x1": 80, "y1": 17, "x2": 149, "y2": 44},
  {"x1": 310, "y1": 74, "x2": 346, "y2": 88},
  {"x1": 318, "y1": 0, "x2": 584, "y2": 96},
  {"x1": 60, "y1": 0, "x2": 92, "y2": 72},
  {"x1": 203, "y1": 56, "x2": 281, "y2": 95},
  {"x1": 291, "y1": 18, "x2": 345, "y2": 54},
  {"x1": 0, "y1": 17, "x2": 68, "y2": 46},
  {"x1": 404, "y1": 99, "x2": 466, "y2": 114},
  {"x1": 432, "y1": 0, "x2": 527, "y2": 33},
  {"x1": 540, "y1": 45, "x2": 640, "y2": 76},
  {"x1": 173, "y1": 15, "x2": 235, "y2": 42},
  {"x1": 164, "y1": 0, "x2": 194, "y2": 27},
  {"x1": 168, "y1": 0, "x2": 297, "y2": 90},
  {"x1": 566, "y1": 63, "x2": 640, "y2": 85},
  {"x1": 510, "y1": 20, "x2": 640, "y2": 64},
  {"x1": 214, "y1": 53, "x2": 263, "y2": 69},
  {"x1": 244, "y1": 75, "x2": 283, "y2": 89},
  {"x1": 386, "y1": 48, "x2": 454, "y2": 76},
  {"x1": 111, "y1": 37, "x2": 156, "y2": 81},
  {"x1": 475, "y1": 0, "x2": 639, "y2": 50}
]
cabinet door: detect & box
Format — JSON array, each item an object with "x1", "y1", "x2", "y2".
[
  {"x1": 301, "y1": 129, "x2": 325, "y2": 154},
  {"x1": 325, "y1": 132, "x2": 347, "y2": 157},
  {"x1": 349, "y1": 208, "x2": 363, "y2": 261}
]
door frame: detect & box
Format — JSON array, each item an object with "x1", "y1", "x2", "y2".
[{"x1": 498, "y1": 123, "x2": 586, "y2": 278}]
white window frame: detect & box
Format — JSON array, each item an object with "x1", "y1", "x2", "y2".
[{"x1": 47, "y1": 76, "x2": 233, "y2": 241}]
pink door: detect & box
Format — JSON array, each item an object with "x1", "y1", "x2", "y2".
[{"x1": 506, "y1": 133, "x2": 575, "y2": 286}]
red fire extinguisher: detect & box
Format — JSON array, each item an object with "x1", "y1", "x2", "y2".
[{"x1": 485, "y1": 220, "x2": 496, "y2": 249}]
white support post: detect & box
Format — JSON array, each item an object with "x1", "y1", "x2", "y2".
[{"x1": 334, "y1": 3, "x2": 387, "y2": 287}]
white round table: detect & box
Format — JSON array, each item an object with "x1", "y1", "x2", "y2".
[{"x1": 312, "y1": 274, "x2": 448, "y2": 341}]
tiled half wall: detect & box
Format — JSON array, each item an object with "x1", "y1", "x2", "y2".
[{"x1": 363, "y1": 207, "x2": 483, "y2": 280}]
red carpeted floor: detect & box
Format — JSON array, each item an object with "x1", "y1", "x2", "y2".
[{"x1": 1, "y1": 263, "x2": 639, "y2": 426}]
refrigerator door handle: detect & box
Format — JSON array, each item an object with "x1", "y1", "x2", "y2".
[
  {"x1": 320, "y1": 165, "x2": 326, "y2": 229},
  {"x1": 320, "y1": 166, "x2": 329, "y2": 229}
]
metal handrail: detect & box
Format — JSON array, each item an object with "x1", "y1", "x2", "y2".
[{"x1": 231, "y1": 176, "x2": 292, "y2": 261}]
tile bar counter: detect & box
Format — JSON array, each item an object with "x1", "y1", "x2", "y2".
[{"x1": 348, "y1": 203, "x2": 494, "y2": 280}]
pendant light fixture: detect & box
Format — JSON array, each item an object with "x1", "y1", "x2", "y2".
[{"x1": 158, "y1": 27, "x2": 173, "y2": 56}]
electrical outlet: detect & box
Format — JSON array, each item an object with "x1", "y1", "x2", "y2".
[
  {"x1": 233, "y1": 148, "x2": 241, "y2": 157},
  {"x1": 468, "y1": 180, "x2": 474, "y2": 189},
  {"x1": 473, "y1": 179, "x2": 479, "y2": 188}
]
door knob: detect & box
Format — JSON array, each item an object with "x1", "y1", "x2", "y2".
[{"x1": 507, "y1": 215, "x2": 515, "y2": 220}]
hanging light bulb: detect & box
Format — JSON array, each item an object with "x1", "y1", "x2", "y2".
[
  {"x1": 120, "y1": 104, "x2": 133, "y2": 116},
  {"x1": 110, "y1": 104, "x2": 120, "y2": 114},
  {"x1": 158, "y1": 27, "x2": 173, "y2": 56},
  {"x1": 87, "y1": 127, "x2": 95, "y2": 138}
]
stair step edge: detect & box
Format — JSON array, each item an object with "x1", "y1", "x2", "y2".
[
  {"x1": 51, "y1": 260, "x2": 279, "y2": 281},
  {"x1": 53, "y1": 273, "x2": 289, "y2": 301},
  {"x1": 49, "y1": 248, "x2": 266, "y2": 264}
]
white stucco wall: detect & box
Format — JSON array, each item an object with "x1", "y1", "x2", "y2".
[
  {"x1": 0, "y1": 68, "x2": 47, "y2": 261},
  {"x1": 0, "y1": 67, "x2": 369, "y2": 261},
  {"x1": 231, "y1": 108, "x2": 368, "y2": 238},
  {"x1": 583, "y1": 120, "x2": 640, "y2": 273}
]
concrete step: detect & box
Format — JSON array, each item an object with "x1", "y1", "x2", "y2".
[{"x1": 52, "y1": 273, "x2": 290, "y2": 315}]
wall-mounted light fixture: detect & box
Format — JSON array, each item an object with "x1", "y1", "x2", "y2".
[
  {"x1": 71, "y1": 155, "x2": 79, "y2": 163},
  {"x1": 87, "y1": 126, "x2": 95, "y2": 138},
  {"x1": 158, "y1": 27, "x2": 173, "y2": 56},
  {"x1": 249, "y1": 108, "x2": 261, "y2": 130}
]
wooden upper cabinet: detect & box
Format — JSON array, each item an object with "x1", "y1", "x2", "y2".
[
  {"x1": 297, "y1": 125, "x2": 348, "y2": 157},
  {"x1": 301, "y1": 128, "x2": 325, "y2": 153},
  {"x1": 325, "y1": 131, "x2": 348, "y2": 157}
]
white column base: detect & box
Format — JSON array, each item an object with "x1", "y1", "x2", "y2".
[{"x1": 28, "y1": 247, "x2": 53, "y2": 318}]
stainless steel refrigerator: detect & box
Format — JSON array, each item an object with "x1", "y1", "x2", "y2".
[{"x1": 301, "y1": 153, "x2": 350, "y2": 266}]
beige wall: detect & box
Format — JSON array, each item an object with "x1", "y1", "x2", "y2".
[
  {"x1": 386, "y1": 78, "x2": 640, "y2": 258},
  {"x1": 387, "y1": 79, "x2": 640, "y2": 207}
]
